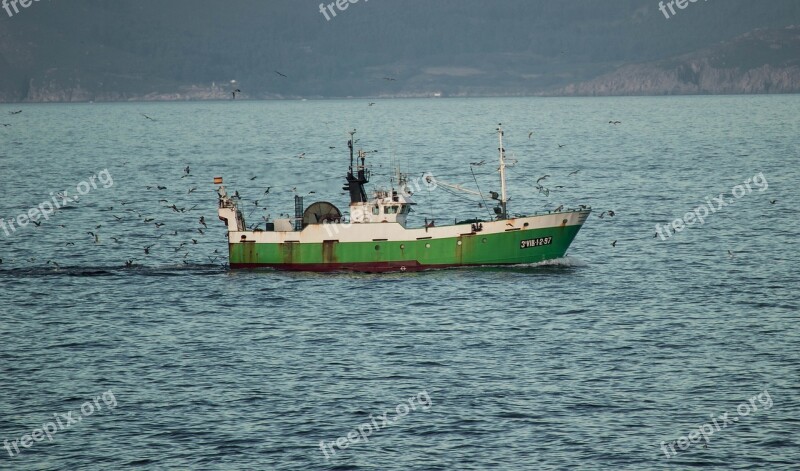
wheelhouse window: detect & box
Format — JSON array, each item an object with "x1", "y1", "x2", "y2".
[
  {"x1": 372, "y1": 206, "x2": 380, "y2": 215},
  {"x1": 384, "y1": 206, "x2": 399, "y2": 214}
]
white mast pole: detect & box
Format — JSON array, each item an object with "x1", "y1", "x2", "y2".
[{"x1": 498, "y1": 125, "x2": 508, "y2": 219}]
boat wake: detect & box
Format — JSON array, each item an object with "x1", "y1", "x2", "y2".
[{"x1": 521, "y1": 256, "x2": 588, "y2": 268}]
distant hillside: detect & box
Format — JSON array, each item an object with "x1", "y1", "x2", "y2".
[
  {"x1": 1, "y1": 0, "x2": 799, "y2": 102},
  {"x1": 552, "y1": 26, "x2": 800, "y2": 96}
]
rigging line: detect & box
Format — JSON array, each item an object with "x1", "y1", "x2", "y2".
[
  {"x1": 470, "y1": 166, "x2": 495, "y2": 220},
  {"x1": 438, "y1": 185, "x2": 479, "y2": 203}
]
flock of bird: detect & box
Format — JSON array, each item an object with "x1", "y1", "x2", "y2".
[{"x1": 1, "y1": 111, "x2": 776, "y2": 267}]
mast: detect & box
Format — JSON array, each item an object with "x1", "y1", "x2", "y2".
[
  {"x1": 344, "y1": 129, "x2": 369, "y2": 204},
  {"x1": 497, "y1": 125, "x2": 508, "y2": 219}
]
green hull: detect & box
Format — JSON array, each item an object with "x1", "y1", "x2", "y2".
[{"x1": 229, "y1": 223, "x2": 584, "y2": 272}]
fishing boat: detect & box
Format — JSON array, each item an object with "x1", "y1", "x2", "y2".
[{"x1": 216, "y1": 127, "x2": 591, "y2": 272}]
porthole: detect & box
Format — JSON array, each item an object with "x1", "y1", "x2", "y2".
[
  {"x1": 482, "y1": 238, "x2": 488, "y2": 243},
  {"x1": 425, "y1": 243, "x2": 431, "y2": 249},
  {"x1": 375, "y1": 245, "x2": 380, "y2": 251},
  {"x1": 457, "y1": 240, "x2": 462, "y2": 246},
  {"x1": 523, "y1": 223, "x2": 529, "y2": 228},
  {"x1": 400, "y1": 244, "x2": 406, "y2": 250}
]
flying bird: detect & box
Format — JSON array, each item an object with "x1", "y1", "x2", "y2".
[
  {"x1": 568, "y1": 170, "x2": 580, "y2": 176},
  {"x1": 9, "y1": 110, "x2": 22, "y2": 115},
  {"x1": 383, "y1": 77, "x2": 397, "y2": 81},
  {"x1": 141, "y1": 113, "x2": 156, "y2": 121},
  {"x1": 275, "y1": 70, "x2": 288, "y2": 78},
  {"x1": 770, "y1": 199, "x2": 777, "y2": 205},
  {"x1": 528, "y1": 131, "x2": 534, "y2": 139},
  {"x1": 558, "y1": 144, "x2": 566, "y2": 148},
  {"x1": 611, "y1": 240, "x2": 617, "y2": 247},
  {"x1": 199, "y1": 216, "x2": 207, "y2": 228},
  {"x1": 470, "y1": 160, "x2": 485, "y2": 166},
  {"x1": 536, "y1": 175, "x2": 550, "y2": 184}
]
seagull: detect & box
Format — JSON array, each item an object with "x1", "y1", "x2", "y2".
[
  {"x1": 369, "y1": 103, "x2": 376, "y2": 106},
  {"x1": 199, "y1": 216, "x2": 207, "y2": 228},
  {"x1": 113, "y1": 215, "x2": 123, "y2": 221},
  {"x1": 528, "y1": 131, "x2": 534, "y2": 139},
  {"x1": 558, "y1": 144, "x2": 566, "y2": 148},
  {"x1": 611, "y1": 240, "x2": 617, "y2": 247},
  {"x1": 141, "y1": 113, "x2": 156, "y2": 121},
  {"x1": 598, "y1": 211, "x2": 607, "y2": 219},
  {"x1": 1, "y1": 123, "x2": 11, "y2": 127},
  {"x1": 250, "y1": 176, "x2": 258, "y2": 180},
  {"x1": 32, "y1": 220, "x2": 42, "y2": 227},
  {"x1": 609, "y1": 121, "x2": 622, "y2": 125},
  {"x1": 198, "y1": 228, "x2": 205, "y2": 235},
  {"x1": 47, "y1": 260, "x2": 60, "y2": 268},
  {"x1": 607, "y1": 210, "x2": 616, "y2": 217},
  {"x1": 568, "y1": 170, "x2": 580, "y2": 176},
  {"x1": 157, "y1": 185, "x2": 167, "y2": 190},
  {"x1": 188, "y1": 187, "x2": 196, "y2": 194},
  {"x1": 308, "y1": 191, "x2": 316, "y2": 195},
  {"x1": 154, "y1": 222, "x2": 165, "y2": 228},
  {"x1": 124, "y1": 260, "x2": 134, "y2": 268},
  {"x1": 192, "y1": 239, "x2": 198, "y2": 245},
  {"x1": 264, "y1": 187, "x2": 271, "y2": 195},
  {"x1": 770, "y1": 200, "x2": 777, "y2": 205},
  {"x1": 470, "y1": 160, "x2": 486, "y2": 166},
  {"x1": 383, "y1": 77, "x2": 397, "y2": 81},
  {"x1": 232, "y1": 89, "x2": 241, "y2": 99},
  {"x1": 9, "y1": 110, "x2": 22, "y2": 115},
  {"x1": 296, "y1": 153, "x2": 306, "y2": 159},
  {"x1": 144, "y1": 244, "x2": 155, "y2": 255},
  {"x1": 554, "y1": 205, "x2": 564, "y2": 212},
  {"x1": 111, "y1": 237, "x2": 120, "y2": 243},
  {"x1": 728, "y1": 250, "x2": 736, "y2": 258},
  {"x1": 536, "y1": 175, "x2": 550, "y2": 184},
  {"x1": 184, "y1": 165, "x2": 191, "y2": 176},
  {"x1": 275, "y1": 70, "x2": 288, "y2": 78},
  {"x1": 144, "y1": 218, "x2": 155, "y2": 223},
  {"x1": 87, "y1": 232, "x2": 99, "y2": 244}
]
